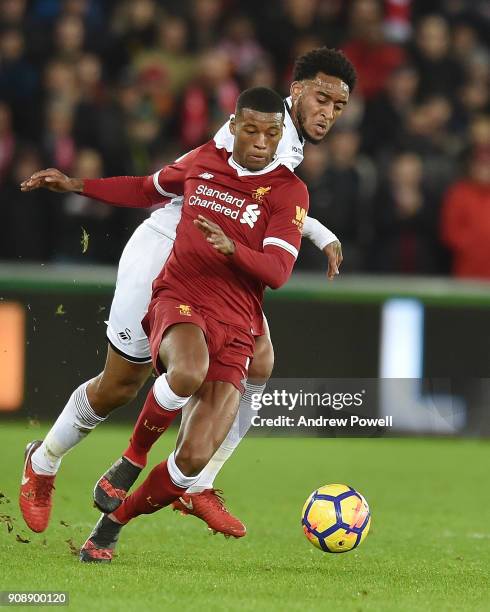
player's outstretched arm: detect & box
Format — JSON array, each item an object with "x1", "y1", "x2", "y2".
[
  {"x1": 20, "y1": 169, "x2": 166, "y2": 208},
  {"x1": 302, "y1": 216, "x2": 343, "y2": 281}
]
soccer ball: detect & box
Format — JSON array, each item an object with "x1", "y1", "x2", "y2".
[{"x1": 301, "y1": 484, "x2": 371, "y2": 553}]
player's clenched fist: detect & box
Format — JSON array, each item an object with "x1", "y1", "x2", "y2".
[
  {"x1": 194, "y1": 214, "x2": 235, "y2": 256},
  {"x1": 20, "y1": 168, "x2": 84, "y2": 193}
]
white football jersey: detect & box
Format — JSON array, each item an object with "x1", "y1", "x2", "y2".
[{"x1": 143, "y1": 98, "x2": 304, "y2": 240}]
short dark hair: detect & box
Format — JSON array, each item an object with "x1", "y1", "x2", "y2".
[
  {"x1": 293, "y1": 47, "x2": 357, "y2": 93},
  {"x1": 236, "y1": 87, "x2": 285, "y2": 116}
]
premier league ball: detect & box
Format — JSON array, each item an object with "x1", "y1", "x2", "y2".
[{"x1": 301, "y1": 484, "x2": 371, "y2": 553}]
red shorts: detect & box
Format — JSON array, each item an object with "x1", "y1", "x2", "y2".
[{"x1": 142, "y1": 296, "x2": 254, "y2": 393}]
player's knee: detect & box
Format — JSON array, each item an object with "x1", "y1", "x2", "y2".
[
  {"x1": 248, "y1": 338, "x2": 274, "y2": 382},
  {"x1": 174, "y1": 443, "x2": 210, "y2": 477},
  {"x1": 166, "y1": 363, "x2": 207, "y2": 397}
]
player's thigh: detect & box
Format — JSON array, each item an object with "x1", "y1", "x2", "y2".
[
  {"x1": 159, "y1": 322, "x2": 209, "y2": 374},
  {"x1": 248, "y1": 318, "x2": 274, "y2": 383},
  {"x1": 175, "y1": 381, "x2": 240, "y2": 471},
  {"x1": 107, "y1": 223, "x2": 175, "y2": 362}
]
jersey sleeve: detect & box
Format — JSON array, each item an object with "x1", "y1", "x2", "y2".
[
  {"x1": 262, "y1": 179, "x2": 309, "y2": 260},
  {"x1": 231, "y1": 179, "x2": 309, "y2": 289},
  {"x1": 81, "y1": 175, "x2": 164, "y2": 208},
  {"x1": 81, "y1": 145, "x2": 205, "y2": 208},
  {"x1": 302, "y1": 216, "x2": 338, "y2": 250},
  {"x1": 152, "y1": 145, "x2": 205, "y2": 201}
]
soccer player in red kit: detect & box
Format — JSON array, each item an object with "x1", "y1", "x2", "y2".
[
  {"x1": 55, "y1": 87, "x2": 309, "y2": 562},
  {"x1": 19, "y1": 48, "x2": 356, "y2": 539}
]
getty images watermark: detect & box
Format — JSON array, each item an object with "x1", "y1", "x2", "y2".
[
  {"x1": 242, "y1": 378, "x2": 468, "y2": 436},
  {"x1": 240, "y1": 380, "x2": 395, "y2": 435}
]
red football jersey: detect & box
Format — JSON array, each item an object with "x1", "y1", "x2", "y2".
[{"x1": 149, "y1": 141, "x2": 309, "y2": 333}]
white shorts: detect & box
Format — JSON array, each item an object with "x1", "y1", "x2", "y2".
[{"x1": 106, "y1": 223, "x2": 175, "y2": 362}]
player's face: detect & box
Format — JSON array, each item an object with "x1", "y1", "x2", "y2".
[
  {"x1": 231, "y1": 109, "x2": 284, "y2": 171},
  {"x1": 290, "y1": 72, "x2": 349, "y2": 144}
]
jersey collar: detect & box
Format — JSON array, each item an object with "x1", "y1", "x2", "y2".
[{"x1": 228, "y1": 153, "x2": 283, "y2": 177}]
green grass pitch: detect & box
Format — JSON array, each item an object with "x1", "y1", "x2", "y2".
[{"x1": 1, "y1": 421, "x2": 489, "y2": 611}]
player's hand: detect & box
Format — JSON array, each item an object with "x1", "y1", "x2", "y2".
[
  {"x1": 194, "y1": 215, "x2": 235, "y2": 256},
  {"x1": 20, "y1": 168, "x2": 84, "y2": 193},
  {"x1": 323, "y1": 240, "x2": 343, "y2": 280}
]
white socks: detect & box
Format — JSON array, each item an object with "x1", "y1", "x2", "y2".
[
  {"x1": 31, "y1": 381, "x2": 106, "y2": 475},
  {"x1": 167, "y1": 451, "x2": 201, "y2": 489},
  {"x1": 29, "y1": 377, "x2": 265, "y2": 486},
  {"x1": 186, "y1": 382, "x2": 266, "y2": 493},
  {"x1": 153, "y1": 374, "x2": 190, "y2": 410}
]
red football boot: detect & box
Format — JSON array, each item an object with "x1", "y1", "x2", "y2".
[
  {"x1": 19, "y1": 440, "x2": 56, "y2": 533},
  {"x1": 172, "y1": 489, "x2": 246, "y2": 538},
  {"x1": 93, "y1": 457, "x2": 142, "y2": 513},
  {"x1": 80, "y1": 514, "x2": 123, "y2": 564}
]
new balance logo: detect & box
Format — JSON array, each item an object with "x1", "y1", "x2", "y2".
[
  {"x1": 240, "y1": 204, "x2": 261, "y2": 228},
  {"x1": 199, "y1": 172, "x2": 214, "y2": 180}
]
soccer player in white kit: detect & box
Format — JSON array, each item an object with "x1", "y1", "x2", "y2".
[{"x1": 19, "y1": 48, "x2": 357, "y2": 537}]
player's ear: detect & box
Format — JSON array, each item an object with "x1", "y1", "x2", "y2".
[
  {"x1": 230, "y1": 116, "x2": 236, "y2": 136},
  {"x1": 290, "y1": 81, "x2": 303, "y2": 102}
]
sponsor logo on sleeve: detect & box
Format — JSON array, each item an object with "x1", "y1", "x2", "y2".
[{"x1": 292, "y1": 206, "x2": 307, "y2": 231}]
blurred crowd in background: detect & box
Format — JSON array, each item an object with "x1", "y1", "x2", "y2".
[{"x1": 0, "y1": 0, "x2": 489, "y2": 278}]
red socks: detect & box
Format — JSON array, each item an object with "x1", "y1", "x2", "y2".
[
  {"x1": 111, "y1": 460, "x2": 185, "y2": 524},
  {"x1": 123, "y1": 387, "x2": 181, "y2": 468}
]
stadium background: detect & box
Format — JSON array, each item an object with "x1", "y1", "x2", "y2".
[
  {"x1": 0, "y1": 0, "x2": 488, "y2": 429},
  {"x1": 0, "y1": 2, "x2": 490, "y2": 610}
]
